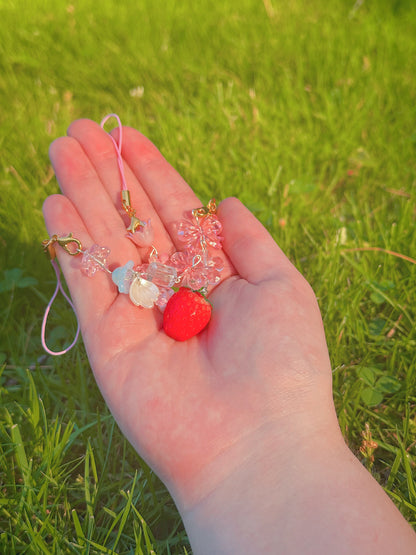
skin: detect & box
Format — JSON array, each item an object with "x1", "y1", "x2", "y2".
[{"x1": 43, "y1": 119, "x2": 416, "y2": 554}]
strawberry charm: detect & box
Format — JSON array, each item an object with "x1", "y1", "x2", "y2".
[{"x1": 163, "y1": 287, "x2": 212, "y2": 341}]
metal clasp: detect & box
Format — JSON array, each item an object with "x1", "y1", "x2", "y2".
[
  {"x1": 192, "y1": 198, "x2": 217, "y2": 220},
  {"x1": 42, "y1": 233, "x2": 83, "y2": 260}
]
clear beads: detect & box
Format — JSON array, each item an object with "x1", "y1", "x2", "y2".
[
  {"x1": 126, "y1": 219, "x2": 155, "y2": 247},
  {"x1": 177, "y1": 212, "x2": 223, "y2": 254},
  {"x1": 173, "y1": 205, "x2": 224, "y2": 290},
  {"x1": 142, "y1": 261, "x2": 177, "y2": 288},
  {"x1": 170, "y1": 251, "x2": 223, "y2": 290},
  {"x1": 155, "y1": 287, "x2": 175, "y2": 310},
  {"x1": 80, "y1": 199, "x2": 224, "y2": 311},
  {"x1": 81, "y1": 245, "x2": 110, "y2": 277}
]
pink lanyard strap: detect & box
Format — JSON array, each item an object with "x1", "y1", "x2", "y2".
[
  {"x1": 41, "y1": 115, "x2": 124, "y2": 356},
  {"x1": 41, "y1": 259, "x2": 81, "y2": 356},
  {"x1": 100, "y1": 113, "x2": 128, "y2": 191}
]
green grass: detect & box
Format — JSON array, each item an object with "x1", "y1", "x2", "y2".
[{"x1": 1, "y1": 0, "x2": 416, "y2": 551}]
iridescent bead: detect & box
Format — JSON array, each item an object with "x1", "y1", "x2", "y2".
[
  {"x1": 205, "y1": 256, "x2": 224, "y2": 285},
  {"x1": 177, "y1": 214, "x2": 223, "y2": 254},
  {"x1": 126, "y1": 219, "x2": 155, "y2": 247},
  {"x1": 111, "y1": 260, "x2": 135, "y2": 293},
  {"x1": 81, "y1": 245, "x2": 110, "y2": 277},
  {"x1": 170, "y1": 250, "x2": 223, "y2": 290},
  {"x1": 155, "y1": 287, "x2": 175, "y2": 311},
  {"x1": 145, "y1": 261, "x2": 178, "y2": 288}
]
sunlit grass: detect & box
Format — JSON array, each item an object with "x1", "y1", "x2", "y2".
[{"x1": 1, "y1": 0, "x2": 415, "y2": 551}]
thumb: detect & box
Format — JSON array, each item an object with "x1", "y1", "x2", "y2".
[{"x1": 218, "y1": 197, "x2": 296, "y2": 283}]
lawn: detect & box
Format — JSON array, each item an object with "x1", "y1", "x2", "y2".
[{"x1": 0, "y1": 0, "x2": 415, "y2": 552}]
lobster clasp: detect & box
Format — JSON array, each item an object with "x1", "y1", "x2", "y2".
[{"x1": 42, "y1": 233, "x2": 83, "y2": 260}]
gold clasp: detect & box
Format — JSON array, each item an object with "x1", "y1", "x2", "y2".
[
  {"x1": 120, "y1": 190, "x2": 145, "y2": 232},
  {"x1": 121, "y1": 189, "x2": 134, "y2": 216},
  {"x1": 192, "y1": 198, "x2": 217, "y2": 220},
  {"x1": 42, "y1": 233, "x2": 83, "y2": 260}
]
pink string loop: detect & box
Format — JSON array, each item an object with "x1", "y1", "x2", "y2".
[
  {"x1": 41, "y1": 259, "x2": 80, "y2": 356},
  {"x1": 100, "y1": 113, "x2": 128, "y2": 191},
  {"x1": 41, "y1": 114, "x2": 124, "y2": 357}
]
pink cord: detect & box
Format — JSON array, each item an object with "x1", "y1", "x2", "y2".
[
  {"x1": 41, "y1": 114, "x2": 123, "y2": 356},
  {"x1": 41, "y1": 259, "x2": 81, "y2": 356},
  {"x1": 100, "y1": 113, "x2": 128, "y2": 191}
]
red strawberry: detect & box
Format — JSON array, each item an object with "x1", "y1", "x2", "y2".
[{"x1": 163, "y1": 287, "x2": 212, "y2": 341}]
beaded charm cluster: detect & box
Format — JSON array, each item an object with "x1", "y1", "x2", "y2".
[
  {"x1": 41, "y1": 114, "x2": 224, "y2": 353},
  {"x1": 42, "y1": 199, "x2": 223, "y2": 346},
  {"x1": 71, "y1": 197, "x2": 223, "y2": 311}
]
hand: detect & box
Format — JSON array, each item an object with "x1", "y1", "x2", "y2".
[
  {"x1": 43, "y1": 118, "x2": 334, "y2": 504},
  {"x1": 43, "y1": 119, "x2": 416, "y2": 554}
]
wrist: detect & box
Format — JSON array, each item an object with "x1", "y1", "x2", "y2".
[
  {"x1": 179, "y1": 409, "x2": 416, "y2": 555},
  {"x1": 178, "y1": 400, "x2": 344, "y2": 553}
]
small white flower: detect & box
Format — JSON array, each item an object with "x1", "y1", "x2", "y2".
[{"x1": 129, "y1": 277, "x2": 159, "y2": 309}]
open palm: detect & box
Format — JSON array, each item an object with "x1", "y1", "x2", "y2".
[{"x1": 43, "y1": 119, "x2": 334, "y2": 511}]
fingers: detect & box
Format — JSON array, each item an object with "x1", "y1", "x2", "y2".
[
  {"x1": 113, "y1": 126, "x2": 203, "y2": 248},
  {"x1": 116, "y1": 125, "x2": 234, "y2": 278},
  {"x1": 49, "y1": 119, "x2": 236, "y2": 290},
  {"x1": 218, "y1": 198, "x2": 297, "y2": 284},
  {"x1": 66, "y1": 118, "x2": 125, "y2": 208},
  {"x1": 49, "y1": 132, "x2": 141, "y2": 262},
  {"x1": 66, "y1": 119, "x2": 175, "y2": 254}
]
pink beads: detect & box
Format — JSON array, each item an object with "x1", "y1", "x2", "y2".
[
  {"x1": 126, "y1": 219, "x2": 155, "y2": 247},
  {"x1": 80, "y1": 201, "x2": 224, "y2": 311},
  {"x1": 173, "y1": 207, "x2": 224, "y2": 291},
  {"x1": 170, "y1": 251, "x2": 223, "y2": 290},
  {"x1": 81, "y1": 245, "x2": 110, "y2": 277},
  {"x1": 155, "y1": 287, "x2": 175, "y2": 310},
  {"x1": 177, "y1": 212, "x2": 223, "y2": 254}
]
